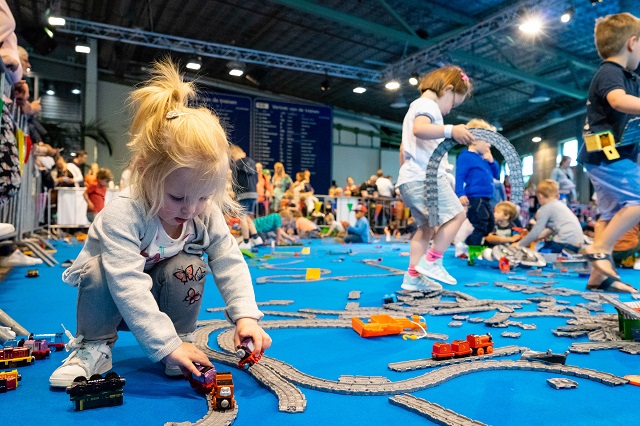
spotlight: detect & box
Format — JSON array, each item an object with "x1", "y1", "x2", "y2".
[
  {"x1": 385, "y1": 80, "x2": 400, "y2": 90},
  {"x1": 321, "y1": 78, "x2": 331, "y2": 91},
  {"x1": 409, "y1": 73, "x2": 419, "y2": 86},
  {"x1": 227, "y1": 61, "x2": 245, "y2": 77},
  {"x1": 353, "y1": 87, "x2": 366, "y2": 94},
  {"x1": 560, "y1": 7, "x2": 574, "y2": 23},
  {"x1": 47, "y1": 16, "x2": 65, "y2": 26},
  {"x1": 186, "y1": 57, "x2": 202, "y2": 71},
  {"x1": 71, "y1": 88, "x2": 81, "y2": 95},
  {"x1": 75, "y1": 42, "x2": 90, "y2": 54},
  {"x1": 532, "y1": 136, "x2": 542, "y2": 143},
  {"x1": 519, "y1": 16, "x2": 543, "y2": 34},
  {"x1": 46, "y1": 88, "x2": 55, "y2": 96}
]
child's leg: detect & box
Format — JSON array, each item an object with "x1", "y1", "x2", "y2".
[
  {"x1": 409, "y1": 224, "x2": 434, "y2": 267},
  {"x1": 147, "y1": 252, "x2": 206, "y2": 335},
  {"x1": 465, "y1": 198, "x2": 493, "y2": 246},
  {"x1": 76, "y1": 256, "x2": 123, "y2": 343},
  {"x1": 433, "y1": 210, "x2": 466, "y2": 252}
]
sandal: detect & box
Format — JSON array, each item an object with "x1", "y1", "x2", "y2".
[
  {"x1": 587, "y1": 276, "x2": 638, "y2": 293},
  {"x1": 582, "y1": 252, "x2": 621, "y2": 280}
]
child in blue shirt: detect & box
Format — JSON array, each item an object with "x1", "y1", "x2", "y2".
[
  {"x1": 455, "y1": 119, "x2": 500, "y2": 246},
  {"x1": 341, "y1": 204, "x2": 370, "y2": 243}
]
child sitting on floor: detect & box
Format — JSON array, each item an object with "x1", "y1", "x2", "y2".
[
  {"x1": 515, "y1": 180, "x2": 583, "y2": 253},
  {"x1": 324, "y1": 212, "x2": 345, "y2": 237},
  {"x1": 340, "y1": 204, "x2": 370, "y2": 244},
  {"x1": 253, "y1": 209, "x2": 298, "y2": 245},
  {"x1": 485, "y1": 201, "x2": 521, "y2": 246}
]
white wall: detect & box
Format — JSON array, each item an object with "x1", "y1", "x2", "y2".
[{"x1": 332, "y1": 145, "x2": 380, "y2": 188}]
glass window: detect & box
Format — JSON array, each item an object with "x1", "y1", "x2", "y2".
[
  {"x1": 556, "y1": 138, "x2": 578, "y2": 167},
  {"x1": 522, "y1": 155, "x2": 533, "y2": 184}
]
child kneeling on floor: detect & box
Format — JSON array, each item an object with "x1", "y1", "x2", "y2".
[
  {"x1": 514, "y1": 180, "x2": 583, "y2": 253},
  {"x1": 49, "y1": 59, "x2": 271, "y2": 388}
]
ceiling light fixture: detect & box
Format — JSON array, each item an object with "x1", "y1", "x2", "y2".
[
  {"x1": 532, "y1": 136, "x2": 542, "y2": 143},
  {"x1": 353, "y1": 87, "x2": 366, "y2": 94},
  {"x1": 409, "y1": 73, "x2": 419, "y2": 86},
  {"x1": 46, "y1": 87, "x2": 55, "y2": 96},
  {"x1": 72, "y1": 88, "x2": 81, "y2": 95},
  {"x1": 227, "y1": 61, "x2": 245, "y2": 77},
  {"x1": 186, "y1": 57, "x2": 202, "y2": 71},
  {"x1": 529, "y1": 87, "x2": 551, "y2": 103},
  {"x1": 385, "y1": 80, "x2": 400, "y2": 90},
  {"x1": 390, "y1": 93, "x2": 407, "y2": 109},
  {"x1": 75, "y1": 42, "x2": 90, "y2": 54},
  {"x1": 321, "y1": 78, "x2": 331, "y2": 91},
  {"x1": 560, "y1": 7, "x2": 574, "y2": 23},
  {"x1": 47, "y1": 16, "x2": 65, "y2": 26},
  {"x1": 519, "y1": 16, "x2": 543, "y2": 34}
]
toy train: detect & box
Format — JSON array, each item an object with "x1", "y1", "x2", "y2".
[
  {"x1": 0, "y1": 347, "x2": 35, "y2": 368},
  {"x1": 66, "y1": 372, "x2": 126, "y2": 411},
  {"x1": 31, "y1": 332, "x2": 65, "y2": 351},
  {"x1": 0, "y1": 369, "x2": 21, "y2": 392},
  {"x1": 236, "y1": 336, "x2": 263, "y2": 369},
  {"x1": 432, "y1": 333, "x2": 494, "y2": 360},
  {"x1": 188, "y1": 363, "x2": 235, "y2": 411},
  {"x1": 21, "y1": 339, "x2": 50, "y2": 360}
]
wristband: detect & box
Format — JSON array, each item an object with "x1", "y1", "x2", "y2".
[{"x1": 444, "y1": 124, "x2": 453, "y2": 139}]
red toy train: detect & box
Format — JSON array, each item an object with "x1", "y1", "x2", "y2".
[
  {"x1": 432, "y1": 333, "x2": 494, "y2": 360},
  {"x1": 188, "y1": 363, "x2": 235, "y2": 411}
]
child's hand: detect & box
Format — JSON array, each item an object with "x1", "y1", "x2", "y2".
[
  {"x1": 341, "y1": 221, "x2": 350, "y2": 229},
  {"x1": 452, "y1": 125, "x2": 474, "y2": 145},
  {"x1": 234, "y1": 318, "x2": 272, "y2": 356},
  {"x1": 163, "y1": 342, "x2": 212, "y2": 378},
  {"x1": 509, "y1": 234, "x2": 521, "y2": 243},
  {"x1": 458, "y1": 196, "x2": 469, "y2": 207}
]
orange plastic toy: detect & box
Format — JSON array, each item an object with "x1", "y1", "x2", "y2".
[{"x1": 351, "y1": 315, "x2": 426, "y2": 338}]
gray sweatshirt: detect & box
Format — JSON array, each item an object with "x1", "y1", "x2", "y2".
[
  {"x1": 518, "y1": 200, "x2": 583, "y2": 248},
  {"x1": 63, "y1": 192, "x2": 263, "y2": 362}
]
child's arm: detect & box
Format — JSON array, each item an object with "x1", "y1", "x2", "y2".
[
  {"x1": 485, "y1": 232, "x2": 520, "y2": 245},
  {"x1": 275, "y1": 226, "x2": 295, "y2": 244},
  {"x1": 413, "y1": 116, "x2": 474, "y2": 145},
  {"x1": 83, "y1": 187, "x2": 94, "y2": 211},
  {"x1": 607, "y1": 89, "x2": 640, "y2": 114},
  {"x1": 518, "y1": 207, "x2": 551, "y2": 247}
]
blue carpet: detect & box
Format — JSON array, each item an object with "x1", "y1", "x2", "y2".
[{"x1": 1, "y1": 238, "x2": 639, "y2": 425}]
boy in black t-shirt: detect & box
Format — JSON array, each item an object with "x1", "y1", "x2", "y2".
[{"x1": 577, "y1": 13, "x2": 640, "y2": 293}]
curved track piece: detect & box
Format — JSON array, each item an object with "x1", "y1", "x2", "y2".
[{"x1": 426, "y1": 129, "x2": 524, "y2": 226}]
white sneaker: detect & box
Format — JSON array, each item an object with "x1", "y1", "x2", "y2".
[
  {"x1": 455, "y1": 241, "x2": 468, "y2": 258},
  {"x1": 415, "y1": 257, "x2": 457, "y2": 285},
  {"x1": 164, "y1": 332, "x2": 195, "y2": 376},
  {"x1": 252, "y1": 236, "x2": 264, "y2": 246},
  {"x1": 401, "y1": 272, "x2": 443, "y2": 291},
  {"x1": 49, "y1": 339, "x2": 112, "y2": 387},
  {"x1": 238, "y1": 241, "x2": 253, "y2": 250},
  {"x1": 0, "y1": 249, "x2": 43, "y2": 267}
]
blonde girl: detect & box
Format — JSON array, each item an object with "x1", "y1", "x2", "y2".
[
  {"x1": 50, "y1": 59, "x2": 270, "y2": 387},
  {"x1": 396, "y1": 65, "x2": 474, "y2": 291}
]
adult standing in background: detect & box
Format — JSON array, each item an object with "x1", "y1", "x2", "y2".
[
  {"x1": 66, "y1": 150, "x2": 88, "y2": 188},
  {"x1": 343, "y1": 176, "x2": 359, "y2": 196},
  {"x1": 271, "y1": 162, "x2": 292, "y2": 211},
  {"x1": 550, "y1": 155, "x2": 577, "y2": 203},
  {"x1": 255, "y1": 162, "x2": 273, "y2": 216}
]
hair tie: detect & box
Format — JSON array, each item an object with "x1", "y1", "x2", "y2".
[
  {"x1": 166, "y1": 110, "x2": 190, "y2": 120},
  {"x1": 456, "y1": 66, "x2": 469, "y2": 83}
]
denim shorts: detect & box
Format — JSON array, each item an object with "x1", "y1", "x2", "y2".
[
  {"x1": 586, "y1": 159, "x2": 640, "y2": 221},
  {"x1": 238, "y1": 198, "x2": 257, "y2": 215},
  {"x1": 398, "y1": 177, "x2": 463, "y2": 227}
]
